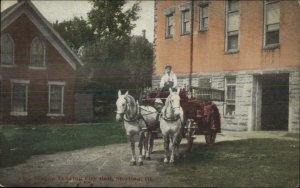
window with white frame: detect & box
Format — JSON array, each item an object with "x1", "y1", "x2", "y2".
[
  {"x1": 199, "y1": 3, "x2": 209, "y2": 31},
  {"x1": 166, "y1": 14, "x2": 174, "y2": 38},
  {"x1": 181, "y1": 9, "x2": 191, "y2": 35},
  {"x1": 10, "y1": 80, "x2": 29, "y2": 116},
  {"x1": 264, "y1": 0, "x2": 280, "y2": 47},
  {"x1": 1, "y1": 34, "x2": 14, "y2": 66},
  {"x1": 225, "y1": 0, "x2": 240, "y2": 52},
  {"x1": 225, "y1": 77, "x2": 236, "y2": 116},
  {"x1": 48, "y1": 82, "x2": 65, "y2": 116},
  {"x1": 30, "y1": 37, "x2": 46, "y2": 68}
]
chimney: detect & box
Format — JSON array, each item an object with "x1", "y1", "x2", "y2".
[{"x1": 142, "y1": 30, "x2": 146, "y2": 39}]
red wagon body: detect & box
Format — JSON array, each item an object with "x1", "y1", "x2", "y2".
[{"x1": 141, "y1": 87, "x2": 224, "y2": 150}]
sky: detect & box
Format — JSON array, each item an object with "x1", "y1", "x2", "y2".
[{"x1": 1, "y1": 0, "x2": 154, "y2": 42}]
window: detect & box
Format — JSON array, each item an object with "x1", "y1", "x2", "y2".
[
  {"x1": 30, "y1": 37, "x2": 46, "y2": 68},
  {"x1": 166, "y1": 14, "x2": 174, "y2": 38},
  {"x1": 181, "y1": 10, "x2": 191, "y2": 35},
  {"x1": 48, "y1": 82, "x2": 65, "y2": 116},
  {"x1": 10, "y1": 80, "x2": 29, "y2": 116},
  {"x1": 1, "y1": 34, "x2": 14, "y2": 66},
  {"x1": 264, "y1": 0, "x2": 280, "y2": 47},
  {"x1": 225, "y1": 77, "x2": 236, "y2": 116},
  {"x1": 225, "y1": 0, "x2": 240, "y2": 52},
  {"x1": 199, "y1": 4, "x2": 209, "y2": 31}
]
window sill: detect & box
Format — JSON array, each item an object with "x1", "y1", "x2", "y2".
[
  {"x1": 180, "y1": 32, "x2": 191, "y2": 36},
  {"x1": 29, "y1": 66, "x2": 47, "y2": 70},
  {"x1": 199, "y1": 29, "x2": 208, "y2": 32},
  {"x1": 224, "y1": 50, "x2": 239, "y2": 55},
  {"x1": 263, "y1": 44, "x2": 280, "y2": 50},
  {"x1": 0, "y1": 64, "x2": 16, "y2": 68},
  {"x1": 10, "y1": 111, "x2": 28, "y2": 116},
  {"x1": 224, "y1": 115, "x2": 235, "y2": 119},
  {"x1": 47, "y1": 113, "x2": 65, "y2": 117},
  {"x1": 165, "y1": 36, "x2": 173, "y2": 39}
]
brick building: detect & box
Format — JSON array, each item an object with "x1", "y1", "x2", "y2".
[
  {"x1": 0, "y1": 0, "x2": 84, "y2": 124},
  {"x1": 153, "y1": 0, "x2": 300, "y2": 132}
]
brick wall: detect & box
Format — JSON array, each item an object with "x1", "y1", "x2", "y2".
[{"x1": 0, "y1": 14, "x2": 76, "y2": 124}]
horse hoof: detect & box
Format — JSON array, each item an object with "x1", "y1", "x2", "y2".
[
  {"x1": 138, "y1": 161, "x2": 143, "y2": 166},
  {"x1": 146, "y1": 157, "x2": 151, "y2": 160},
  {"x1": 130, "y1": 161, "x2": 136, "y2": 166},
  {"x1": 164, "y1": 160, "x2": 169, "y2": 164},
  {"x1": 169, "y1": 160, "x2": 175, "y2": 164}
]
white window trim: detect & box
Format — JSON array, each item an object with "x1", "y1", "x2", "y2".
[
  {"x1": 47, "y1": 81, "x2": 66, "y2": 116},
  {"x1": 30, "y1": 36, "x2": 47, "y2": 69},
  {"x1": 1, "y1": 33, "x2": 15, "y2": 66},
  {"x1": 224, "y1": 77, "x2": 236, "y2": 117},
  {"x1": 263, "y1": 0, "x2": 280, "y2": 49},
  {"x1": 199, "y1": 3, "x2": 209, "y2": 31},
  {"x1": 225, "y1": 0, "x2": 240, "y2": 53},
  {"x1": 10, "y1": 79, "x2": 30, "y2": 116}
]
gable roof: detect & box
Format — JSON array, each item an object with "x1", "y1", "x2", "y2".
[{"x1": 1, "y1": 0, "x2": 84, "y2": 70}]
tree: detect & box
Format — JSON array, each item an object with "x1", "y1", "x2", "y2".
[
  {"x1": 88, "y1": 0, "x2": 140, "y2": 40},
  {"x1": 124, "y1": 36, "x2": 153, "y2": 92},
  {"x1": 52, "y1": 17, "x2": 94, "y2": 51}
]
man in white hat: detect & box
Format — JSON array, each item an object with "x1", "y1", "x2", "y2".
[{"x1": 160, "y1": 64, "x2": 178, "y2": 90}]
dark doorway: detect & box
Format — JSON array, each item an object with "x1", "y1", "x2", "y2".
[{"x1": 261, "y1": 74, "x2": 289, "y2": 130}]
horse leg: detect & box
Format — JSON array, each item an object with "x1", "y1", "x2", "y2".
[
  {"x1": 170, "y1": 132, "x2": 180, "y2": 164},
  {"x1": 142, "y1": 132, "x2": 146, "y2": 159},
  {"x1": 149, "y1": 132, "x2": 154, "y2": 154},
  {"x1": 163, "y1": 135, "x2": 170, "y2": 164},
  {"x1": 129, "y1": 135, "x2": 136, "y2": 165},
  {"x1": 146, "y1": 131, "x2": 151, "y2": 160},
  {"x1": 137, "y1": 131, "x2": 144, "y2": 166}
]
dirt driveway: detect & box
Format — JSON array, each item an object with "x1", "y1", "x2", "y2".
[{"x1": 0, "y1": 131, "x2": 298, "y2": 187}]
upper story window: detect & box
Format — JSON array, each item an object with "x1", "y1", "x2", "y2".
[
  {"x1": 225, "y1": 0, "x2": 240, "y2": 53},
  {"x1": 1, "y1": 34, "x2": 14, "y2": 66},
  {"x1": 264, "y1": 0, "x2": 280, "y2": 48},
  {"x1": 199, "y1": 3, "x2": 209, "y2": 31},
  {"x1": 30, "y1": 37, "x2": 46, "y2": 68},
  {"x1": 164, "y1": 7, "x2": 175, "y2": 39},
  {"x1": 181, "y1": 10, "x2": 191, "y2": 35},
  {"x1": 166, "y1": 14, "x2": 174, "y2": 38}
]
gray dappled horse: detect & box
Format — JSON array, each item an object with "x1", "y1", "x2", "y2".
[
  {"x1": 160, "y1": 88, "x2": 184, "y2": 164},
  {"x1": 116, "y1": 90, "x2": 158, "y2": 165}
]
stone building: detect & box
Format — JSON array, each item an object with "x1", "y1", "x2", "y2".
[
  {"x1": 152, "y1": 0, "x2": 300, "y2": 132},
  {"x1": 0, "y1": 0, "x2": 84, "y2": 124}
]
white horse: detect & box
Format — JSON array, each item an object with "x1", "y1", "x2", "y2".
[
  {"x1": 116, "y1": 90, "x2": 158, "y2": 165},
  {"x1": 160, "y1": 88, "x2": 184, "y2": 164}
]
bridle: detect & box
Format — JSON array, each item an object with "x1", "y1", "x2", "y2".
[
  {"x1": 116, "y1": 96, "x2": 139, "y2": 122},
  {"x1": 162, "y1": 95, "x2": 181, "y2": 121}
]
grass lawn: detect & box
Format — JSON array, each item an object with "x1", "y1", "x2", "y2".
[
  {"x1": 0, "y1": 122, "x2": 127, "y2": 168},
  {"x1": 165, "y1": 138, "x2": 299, "y2": 187}
]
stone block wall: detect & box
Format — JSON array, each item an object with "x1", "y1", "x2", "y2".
[{"x1": 289, "y1": 71, "x2": 300, "y2": 133}]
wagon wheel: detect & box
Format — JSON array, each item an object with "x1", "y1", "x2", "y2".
[
  {"x1": 205, "y1": 113, "x2": 218, "y2": 145},
  {"x1": 205, "y1": 132, "x2": 216, "y2": 145}
]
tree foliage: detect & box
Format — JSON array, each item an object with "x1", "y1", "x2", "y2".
[
  {"x1": 53, "y1": 17, "x2": 94, "y2": 51},
  {"x1": 88, "y1": 0, "x2": 140, "y2": 40},
  {"x1": 53, "y1": 0, "x2": 153, "y2": 102}
]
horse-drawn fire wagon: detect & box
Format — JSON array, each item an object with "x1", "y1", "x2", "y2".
[{"x1": 141, "y1": 86, "x2": 224, "y2": 151}]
